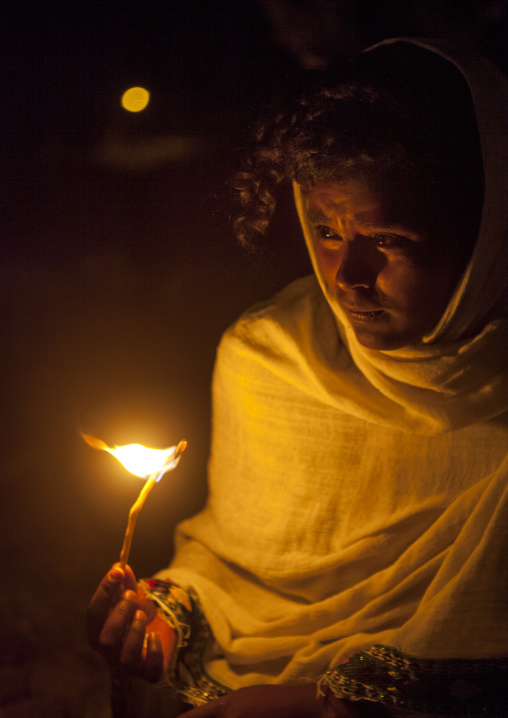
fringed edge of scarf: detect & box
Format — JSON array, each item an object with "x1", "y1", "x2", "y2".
[
  {"x1": 140, "y1": 578, "x2": 231, "y2": 707},
  {"x1": 318, "y1": 644, "x2": 508, "y2": 716}
]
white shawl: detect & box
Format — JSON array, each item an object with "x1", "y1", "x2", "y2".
[{"x1": 160, "y1": 40, "x2": 508, "y2": 699}]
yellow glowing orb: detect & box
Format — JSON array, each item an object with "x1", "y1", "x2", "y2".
[{"x1": 121, "y1": 86, "x2": 150, "y2": 112}]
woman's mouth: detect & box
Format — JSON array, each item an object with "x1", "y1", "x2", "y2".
[{"x1": 346, "y1": 308, "x2": 385, "y2": 322}]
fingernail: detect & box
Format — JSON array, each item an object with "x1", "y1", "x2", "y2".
[
  {"x1": 134, "y1": 610, "x2": 146, "y2": 620},
  {"x1": 148, "y1": 632, "x2": 161, "y2": 648},
  {"x1": 123, "y1": 589, "x2": 137, "y2": 601},
  {"x1": 109, "y1": 568, "x2": 123, "y2": 581}
]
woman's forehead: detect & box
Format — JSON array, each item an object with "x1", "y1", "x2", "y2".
[{"x1": 305, "y1": 181, "x2": 396, "y2": 226}]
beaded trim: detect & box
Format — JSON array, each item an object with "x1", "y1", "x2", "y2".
[
  {"x1": 321, "y1": 644, "x2": 508, "y2": 716},
  {"x1": 140, "y1": 579, "x2": 230, "y2": 707}
]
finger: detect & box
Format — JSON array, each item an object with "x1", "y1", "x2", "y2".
[
  {"x1": 119, "y1": 609, "x2": 147, "y2": 672},
  {"x1": 323, "y1": 695, "x2": 361, "y2": 717},
  {"x1": 136, "y1": 587, "x2": 159, "y2": 621},
  {"x1": 181, "y1": 696, "x2": 227, "y2": 717},
  {"x1": 86, "y1": 567, "x2": 125, "y2": 648},
  {"x1": 98, "y1": 589, "x2": 138, "y2": 654},
  {"x1": 144, "y1": 632, "x2": 164, "y2": 684},
  {"x1": 113, "y1": 562, "x2": 137, "y2": 592},
  {"x1": 146, "y1": 613, "x2": 178, "y2": 670}
]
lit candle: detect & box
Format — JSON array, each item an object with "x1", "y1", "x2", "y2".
[{"x1": 82, "y1": 433, "x2": 187, "y2": 568}]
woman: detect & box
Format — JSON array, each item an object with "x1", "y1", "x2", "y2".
[{"x1": 88, "y1": 39, "x2": 508, "y2": 716}]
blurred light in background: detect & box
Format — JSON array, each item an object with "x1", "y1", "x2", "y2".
[{"x1": 121, "y1": 86, "x2": 150, "y2": 112}]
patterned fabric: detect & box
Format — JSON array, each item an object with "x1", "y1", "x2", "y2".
[
  {"x1": 140, "y1": 579, "x2": 230, "y2": 707},
  {"x1": 139, "y1": 577, "x2": 508, "y2": 715},
  {"x1": 321, "y1": 645, "x2": 508, "y2": 716}
]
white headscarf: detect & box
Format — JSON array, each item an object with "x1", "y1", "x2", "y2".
[{"x1": 294, "y1": 38, "x2": 508, "y2": 435}]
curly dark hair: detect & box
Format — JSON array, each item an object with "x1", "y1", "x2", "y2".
[{"x1": 232, "y1": 42, "x2": 484, "y2": 257}]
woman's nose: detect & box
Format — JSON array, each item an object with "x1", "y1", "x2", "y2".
[{"x1": 334, "y1": 240, "x2": 373, "y2": 291}]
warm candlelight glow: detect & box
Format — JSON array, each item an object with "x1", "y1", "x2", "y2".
[
  {"x1": 82, "y1": 433, "x2": 188, "y2": 568},
  {"x1": 81, "y1": 433, "x2": 187, "y2": 481}
]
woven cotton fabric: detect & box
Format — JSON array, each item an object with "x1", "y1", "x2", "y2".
[{"x1": 155, "y1": 39, "x2": 508, "y2": 703}]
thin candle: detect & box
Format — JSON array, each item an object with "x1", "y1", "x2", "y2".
[{"x1": 82, "y1": 434, "x2": 187, "y2": 568}]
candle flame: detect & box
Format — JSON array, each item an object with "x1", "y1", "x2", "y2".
[{"x1": 82, "y1": 433, "x2": 187, "y2": 482}]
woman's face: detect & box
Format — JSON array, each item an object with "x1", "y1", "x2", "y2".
[{"x1": 304, "y1": 180, "x2": 469, "y2": 351}]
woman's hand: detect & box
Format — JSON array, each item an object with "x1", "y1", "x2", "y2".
[
  {"x1": 86, "y1": 563, "x2": 177, "y2": 683},
  {"x1": 179, "y1": 684, "x2": 363, "y2": 718}
]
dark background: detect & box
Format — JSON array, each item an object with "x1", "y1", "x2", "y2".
[{"x1": 1, "y1": 2, "x2": 506, "y2": 715}]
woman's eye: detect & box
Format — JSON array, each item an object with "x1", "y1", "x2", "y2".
[
  {"x1": 315, "y1": 225, "x2": 340, "y2": 240},
  {"x1": 371, "y1": 233, "x2": 408, "y2": 248}
]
